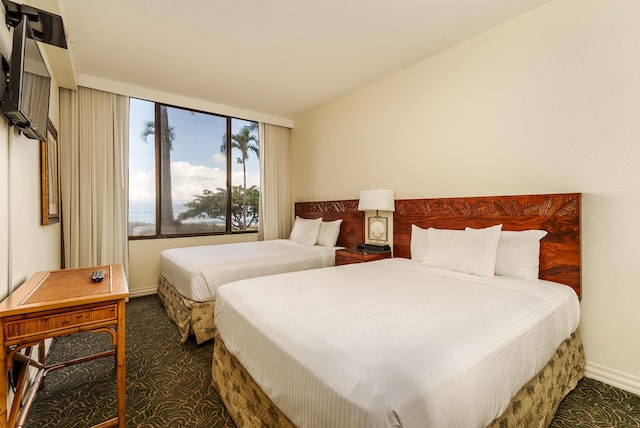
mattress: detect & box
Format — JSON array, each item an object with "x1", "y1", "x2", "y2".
[
  {"x1": 214, "y1": 258, "x2": 581, "y2": 428},
  {"x1": 159, "y1": 239, "x2": 338, "y2": 302}
]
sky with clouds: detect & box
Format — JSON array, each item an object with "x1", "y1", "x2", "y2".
[{"x1": 128, "y1": 99, "x2": 259, "y2": 210}]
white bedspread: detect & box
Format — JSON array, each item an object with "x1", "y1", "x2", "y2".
[
  {"x1": 215, "y1": 257, "x2": 580, "y2": 428},
  {"x1": 160, "y1": 239, "x2": 338, "y2": 302}
]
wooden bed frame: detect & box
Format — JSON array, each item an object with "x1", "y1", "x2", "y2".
[
  {"x1": 212, "y1": 193, "x2": 584, "y2": 427},
  {"x1": 158, "y1": 200, "x2": 364, "y2": 344},
  {"x1": 294, "y1": 199, "x2": 363, "y2": 249},
  {"x1": 393, "y1": 193, "x2": 581, "y2": 297}
]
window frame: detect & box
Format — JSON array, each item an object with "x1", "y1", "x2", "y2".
[{"x1": 128, "y1": 99, "x2": 259, "y2": 240}]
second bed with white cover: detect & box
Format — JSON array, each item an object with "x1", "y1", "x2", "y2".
[{"x1": 160, "y1": 239, "x2": 338, "y2": 302}]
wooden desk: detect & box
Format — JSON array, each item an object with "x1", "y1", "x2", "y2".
[{"x1": 0, "y1": 264, "x2": 129, "y2": 428}]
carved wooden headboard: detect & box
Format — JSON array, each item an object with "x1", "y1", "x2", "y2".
[
  {"x1": 393, "y1": 193, "x2": 581, "y2": 298},
  {"x1": 294, "y1": 199, "x2": 364, "y2": 250}
]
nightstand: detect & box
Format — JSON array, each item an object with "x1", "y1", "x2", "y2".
[{"x1": 335, "y1": 248, "x2": 392, "y2": 266}]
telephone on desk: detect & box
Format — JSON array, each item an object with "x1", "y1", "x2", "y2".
[{"x1": 356, "y1": 243, "x2": 391, "y2": 253}]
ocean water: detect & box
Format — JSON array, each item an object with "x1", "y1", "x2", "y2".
[
  {"x1": 128, "y1": 209, "x2": 225, "y2": 225},
  {"x1": 128, "y1": 209, "x2": 155, "y2": 224}
]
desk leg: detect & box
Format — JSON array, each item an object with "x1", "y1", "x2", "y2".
[
  {"x1": 37, "y1": 341, "x2": 45, "y2": 390},
  {"x1": 8, "y1": 347, "x2": 34, "y2": 426},
  {"x1": 0, "y1": 328, "x2": 6, "y2": 428},
  {"x1": 116, "y1": 299, "x2": 126, "y2": 427}
]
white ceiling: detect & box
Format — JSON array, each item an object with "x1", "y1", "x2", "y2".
[{"x1": 54, "y1": 0, "x2": 550, "y2": 120}]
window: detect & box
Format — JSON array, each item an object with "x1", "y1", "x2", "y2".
[{"x1": 128, "y1": 99, "x2": 260, "y2": 238}]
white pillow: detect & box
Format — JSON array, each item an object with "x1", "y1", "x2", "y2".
[
  {"x1": 423, "y1": 225, "x2": 503, "y2": 276},
  {"x1": 423, "y1": 228, "x2": 465, "y2": 272},
  {"x1": 463, "y1": 225, "x2": 503, "y2": 276},
  {"x1": 316, "y1": 219, "x2": 343, "y2": 247},
  {"x1": 289, "y1": 216, "x2": 322, "y2": 246},
  {"x1": 495, "y1": 230, "x2": 548, "y2": 279},
  {"x1": 410, "y1": 224, "x2": 428, "y2": 261}
]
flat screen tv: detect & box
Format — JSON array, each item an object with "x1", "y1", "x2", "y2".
[{"x1": 1, "y1": 15, "x2": 51, "y2": 141}]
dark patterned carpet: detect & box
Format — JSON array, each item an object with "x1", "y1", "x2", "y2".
[{"x1": 24, "y1": 295, "x2": 640, "y2": 427}]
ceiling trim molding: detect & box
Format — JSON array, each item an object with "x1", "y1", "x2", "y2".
[{"x1": 76, "y1": 73, "x2": 294, "y2": 128}]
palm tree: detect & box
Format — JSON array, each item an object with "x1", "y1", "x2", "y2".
[
  {"x1": 141, "y1": 106, "x2": 176, "y2": 233},
  {"x1": 220, "y1": 125, "x2": 259, "y2": 229}
]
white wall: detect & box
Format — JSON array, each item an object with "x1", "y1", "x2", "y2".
[
  {"x1": 0, "y1": 11, "x2": 62, "y2": 301},
  {"x1": 0, "y1": 25, "x2": 9, "y2": 299},
  {"x1": 291, "y1": 0, "x2": 640, "y2": 394},
  {"x1": 0, "y1": 9, "x2": 62, "y2": 406}
]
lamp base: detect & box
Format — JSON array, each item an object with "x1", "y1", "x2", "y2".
[
  {"x1": 361, "y1": 243, "x2": 390, "y2": 253},
  {"x1": 367, "y1": 214, "x2": 388, "y2": 243}
]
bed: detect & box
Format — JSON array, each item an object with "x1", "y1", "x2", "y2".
[
  {"x1": 211, "y1": 193, "x2": 584, "y2": 428},
  {"x1": 157, "y1": 199, "x2": 364, "y2": 344}
]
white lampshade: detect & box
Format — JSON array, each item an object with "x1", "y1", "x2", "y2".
[{"x1": 358, "y1": 189, "x2": 395, "y2": 212}]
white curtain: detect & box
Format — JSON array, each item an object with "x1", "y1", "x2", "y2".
[
  {"x1": 59, "y1": 87, "x2": 129, "y2": 277},
  {"x1": 258, "y1": 123, "x2": 291, "y2": 240}
]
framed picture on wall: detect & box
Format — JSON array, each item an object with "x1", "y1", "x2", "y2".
[{"x1": 41, "y1": 119, "x2": 60, "y2": 225}]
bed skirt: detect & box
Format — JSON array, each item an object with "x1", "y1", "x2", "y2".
[
  {"x1": 157, "y1": 275, "x2": 216, "y2": 344},
  {"x1": 211, "y1": 328, "x2": 585, "y2": 428}
]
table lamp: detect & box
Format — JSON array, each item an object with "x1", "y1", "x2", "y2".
[{"x1": 358, "y1": 188, "x2": 395, "y2": 243}]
